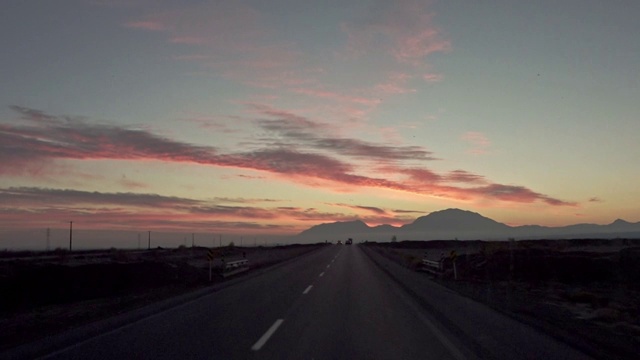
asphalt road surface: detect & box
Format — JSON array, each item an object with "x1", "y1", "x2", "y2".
[{"x1": 19, "y1": 245, "x2": 591, "y2": 359}]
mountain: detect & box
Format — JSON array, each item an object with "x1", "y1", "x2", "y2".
[
  {"x1": 293, "y1": 208, "x2": 640, "y2": 243},
  {"x1": 297, "y1": 219, "x2": 373, "y2": 240},
  {"x1": 402, "y1": 209, "x2": 509, "y2": 232}
]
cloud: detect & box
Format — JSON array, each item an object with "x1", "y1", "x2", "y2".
[
  {"x1": 294, "y1": 88, "x2": 381, "y2": 106},
  {"x1": 123, "y1": 2, "x2": 307, "y2": 89},
  {"x1": 1, "y1": 106, "x2": 219, "y2": 175},
  {"x1": 212, "y1": 197, "x2": 281, "y2": 204},
  {"x1": 0, "y1": 187, "x2": 386, "y2": 232},
  {"x1": 393, "y1": 209, "x2": 425, "y2": 214},
  {"x1": 423, "y1": 73, "x2": 444, "y2": 83},
  {"x1": 233, "y1": 174, "x2": 266, "y2": 180},
  {"x1": 342, "y1": 0, "x2": 451, "y2": 66},
  {"x1": 392, "y1": 167, "x2": 443, "y2": 182},
  {"x1": 119, "y1": 175, "x2": 147, "y2": 189},
  {"x1": 249, "y1": 103, "x2": 437, "y2": 162},
  {"x1": 329, "y1": 203, "x2": 388, "y2": 215},
  {"x1": 374, "y1": 73, "x2": 416, "y2": 94},
  {"x1": 464, "y1": 184, "x2": 576, "y2": 206},
  {"x1": 179, "y1": 113, "x2": 236, "y2": 133},
  {"x1": 1, "y1": 106, "x2": 573, "y2": 207},
  {"x1": 124, "y1": 20, "x2": 166, "y2": 31},
  {"x1": 444, "y1": 170, "x2": 488, "y2": 184},
  {"x1": 0, "y1": 187, "x2": 201, "y2": 208},
  {"x1": 0, "y1": 205, "x2": 294, "y2": 232},
  {"x1": 461, "y1": 131, "x2": 491, "y2": 155},
  {"x1": 9, "y1": 105, "x2": 59, "y2": 123}
]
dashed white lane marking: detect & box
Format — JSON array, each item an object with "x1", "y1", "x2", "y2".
[
  {"x1": 303, "y1": 285, "x2": 313, "y2": 294},
  {"x1": 326, "y1": 264, "x2": 331, "y2": 268},
  {"x1": 319, "y1": 272, "x2": 324, "y2": 277},
  {"x1": 251, "y1": 319, "x2": 284, "y2": 351}
]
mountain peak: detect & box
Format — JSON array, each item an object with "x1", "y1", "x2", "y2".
[
  {"x1": 610, "y1": 218, "x2": 632, "y2": 227},
  {"x1": 404, "y1": 208, "x2": 506, "y2": 231}
]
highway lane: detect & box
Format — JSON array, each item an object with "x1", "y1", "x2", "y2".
[
  {"x1": 259, "y1": 244, "x2": 465, "y2": 359},
  {"x1": 20, "y1": 243, "x2": 592, "y2": 359},
  {"x1": 39, "y1": 245, "x2": 340, "y2": 360}
]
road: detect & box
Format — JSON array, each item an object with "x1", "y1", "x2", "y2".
[{"x1": 17, "y1": 245, "x2": 591, "y2": 359}]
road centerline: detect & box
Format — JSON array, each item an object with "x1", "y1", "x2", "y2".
[
  {"x1": 319, "y1": 272, "x2": 324, "y2": 277},
  {"x1": 251, "y1": 319, "x2": 284, "y2": 351},
  {"x1": 303, "y1": 285, "x2": 313, "y2": 294}
]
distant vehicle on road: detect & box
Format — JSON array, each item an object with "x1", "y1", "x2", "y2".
[
  {"x1": 345, "y1": 238, "x2": 353, "y2": 245},
  {"x1": 337, "y1": 240, "x2": 342, "y2": 245}
]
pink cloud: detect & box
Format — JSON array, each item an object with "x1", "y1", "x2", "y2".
[
  {"x1": 169, "y1": 36, "x2": 206, "y2": 45},
  {"x1": 394, "y1": 26, "x2": 452, "y2": 64},
  {"x1": 123, "y1": 2, "x2": 309, "y2": 90},
  {"x1": 461, "y1": 131, "x2": 491, "y2": 155},
  {"x1": 342, "y1": 0, "x2": 450, "y2": 66},
  {"x1": 234, "y1": 174, "x2": 266, "y2": 180},
  {"x1": 2, "y1": 106, "x2": 574, "y2": 207},
  {"x1": 247, "y1": 103, "x2": 437, "y2": 162},
  {"x1": 374, "y1": 73, "x2": 416, "y2": 94},
  {"x1": 294, "y1": 88, "x2": 381, "y2": 106},
  {"x1": 124, "y1": 20, "x2": 166, "y2": 31},
  {"x1": 180, "y1": 113, "x2": 236, "y2": 133},
  {"x1": 445, "y1": 170, "x2": 488, "y2": 184},
  {"x1": 0, "y1": 187, "x2": 384, "y2": 233},
  {"x1": 423, "y1": 73, "x2": 444, "y2": 83}
]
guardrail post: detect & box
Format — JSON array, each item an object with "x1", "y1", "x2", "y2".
[{"x1": 453, "y1": 259, "x2": 457, "y2": 280}]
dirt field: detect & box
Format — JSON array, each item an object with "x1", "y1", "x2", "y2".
[
  {"x1": 365, "y1": 239, "x2": 640, "y2": 360},
  {"x1": 0, "y1": 244, "x2": 325, "y2": 350}
]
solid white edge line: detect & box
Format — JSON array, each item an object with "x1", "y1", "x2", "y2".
[
  {"x1": 303, "y1": 285, "x2": 313, "y2": 294},
  {"x1": 251, "y1": 319, "x2": 284, "y2": 351}
]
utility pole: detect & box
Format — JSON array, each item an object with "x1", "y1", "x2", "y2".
[
  {"x1": 219, "y1": 234, "x2": 222, "y2": 247},
  {"x1": 192, "y1": 233, "x2": 195, "y2": 247},
  {"x1": 46, "y1": 228, "x2": 50, "y2": 251},
  {"x1": 137, "y1": 233, "x2": 141, "y2": 249},
  {"x1": 69, "y1": 221, "x2": 73, "y2": 251},
  {"x1": 148, "y1": 231, "x2": 151, "y2": 250}
]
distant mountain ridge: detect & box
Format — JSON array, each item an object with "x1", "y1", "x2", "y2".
[{"x1": 295, "y1": 208, "x2": 640, "y2": 243}]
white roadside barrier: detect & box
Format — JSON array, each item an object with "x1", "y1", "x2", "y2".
[
  {"x1": 421, "y1": 258, "x2": 443, "y2": 275},
  {"x1": 222, "y1": 258, "x2": 249, "y2": 277}
]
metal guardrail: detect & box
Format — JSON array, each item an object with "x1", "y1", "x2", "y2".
[
  {"x1": 222, "y1": 259, "x2": 249, "y2": 277},
  {"x1": 421, "y1": 258, "x2": 443, "y2": 275},
  {"x1": 224, "y1": 259, "x2": 248, "y2": 270}
]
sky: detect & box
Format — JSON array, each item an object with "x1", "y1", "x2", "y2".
[{"x1": 1, "y1": 0, "x2": 639, "y2": 248}]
